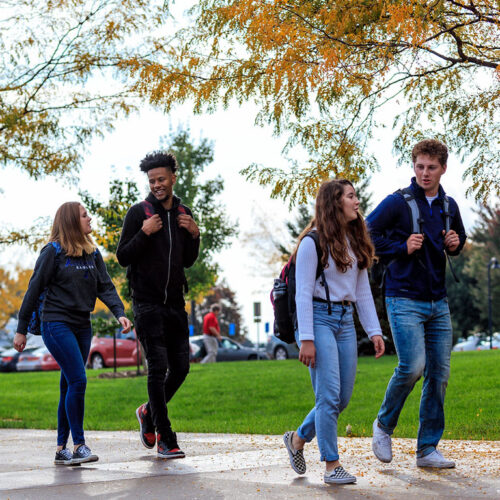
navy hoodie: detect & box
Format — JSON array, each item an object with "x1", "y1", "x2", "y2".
[
  {"x1": 366, "y1": 178, "x2": 467, "y2": 301},
  {"x1": 17, "y1": 244, "x2": 125, "y2": 334}
]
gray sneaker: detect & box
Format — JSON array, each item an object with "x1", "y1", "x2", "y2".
[
  {"x1": 416, "y1": 449, "x2": 455, "y2": 468},
  {"x1": 70, "y1": 444, "x2": 99, "y2": 465},
  {"x1": 54, "y1": 448, "x2": 72, "y2": 465},
  {"x1": 283, "y1": 431, "x2": 306, "y2": 475},
  {"x1": 372, "y1": 419, "x2": 392, "y2": 463},
  {"x1": 324, "y1": 466, "x2": 356, "y2": 484}
]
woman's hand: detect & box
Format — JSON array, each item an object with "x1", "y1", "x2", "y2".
[
  {"x1": 371, "y1": 335, "x2": 385, "y2": 359},
  {"x1": 118, "y1": 316, "x2": 133, "y2": 334},
  {"x1": 13, "y1": 333, "x2": 27, "y2": 353},
  {"x1": 299, "y1": 340, "x2": 316, "y2": 368}
]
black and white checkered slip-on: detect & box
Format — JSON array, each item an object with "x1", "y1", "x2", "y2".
[
  {"x1": 324, "y1": 466, "x2": 357, "y2": 484},
  {"x1": 283, "y1": 431, "x2": 306, "y2": 475}
]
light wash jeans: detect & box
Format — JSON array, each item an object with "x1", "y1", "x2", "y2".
[
  {"x1": 201, "y1": 334, "x2": 218, "y2": 363},
  {"x1": 377, "y1": 297, "x2": 453, "y2": 458},
  {"x1": 296, "y1": 302, "x2": 358, "y2": 462},
  {"x1": 41, "y1": 321, "x2": 92, "y2": 447}
]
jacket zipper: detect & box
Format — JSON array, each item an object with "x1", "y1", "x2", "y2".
[{"x1": 164, "y1": 211, "x2": 172, "y2": 304}]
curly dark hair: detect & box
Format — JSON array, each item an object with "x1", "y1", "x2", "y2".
[
  {"x1": 139, "y1": 151, "x2": 178, "y2": 173},
  {"x1": 412, "y1": 139, "x2": 448, "y2": 166},
  {"x1": 291, "y1": 179, "x2": 375, "y2": 272}
]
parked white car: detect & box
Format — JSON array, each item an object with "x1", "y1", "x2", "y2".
[
  {"x1": 476, "y1": 333, "x2": 500, "y2": 350},
  {"x1": 452, "y1": 335, "x2": 483, "y2": 352}
]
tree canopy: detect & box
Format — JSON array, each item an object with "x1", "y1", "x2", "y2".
[
  {"x1": 0, "y1": 0, "x2": 168, "y2": 179},
  {"x1": 142, "y1": 0, "x2": 499, "y2": 203}
]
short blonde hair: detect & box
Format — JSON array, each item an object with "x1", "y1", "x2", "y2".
[{"x1": 49, "y1": 202, "x2": 96, "y2": 257}]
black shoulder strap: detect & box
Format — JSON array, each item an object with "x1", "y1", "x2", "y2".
[
  {"x1": 304, "y1": 231, "x2": 323, "y2": 280},
  {"x1": 304, "y1": 230, "x2": 332, "y2": 315}
]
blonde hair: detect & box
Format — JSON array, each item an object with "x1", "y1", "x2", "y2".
[{"x1": 49, "y1": 202, "x2": 96, "y2": 257}]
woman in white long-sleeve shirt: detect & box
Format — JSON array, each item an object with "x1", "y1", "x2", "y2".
[{"x1": 283, "y1": 179, "x2": 385, "y2": 485}]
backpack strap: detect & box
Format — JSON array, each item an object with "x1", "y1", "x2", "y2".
[
  {"x1": 396, "y1": 187, "x2": 423, "y2": 234},
  {"x1": 442, "y1": 194, "x2": 451, "y2": 233},
  {"x1": 441, "y1": 195, "x2": 460, "y2": 282},
  {"x1": 141, "y1": 200, "x2": 155, "y2": 218},
  {"x1": 177, "y1": 205, "x2": 187, "y2": 215},
  {"x1": 305, "y1": 231, "x2": 332, "y2": 315}
]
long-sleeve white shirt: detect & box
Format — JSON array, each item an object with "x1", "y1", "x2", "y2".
[{"x1": 295, "y1": 235, "x2": 382, "y2": 341}]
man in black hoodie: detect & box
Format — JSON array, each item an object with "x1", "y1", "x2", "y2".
[{"x1": 117, "y1": 151, "x2": 200, "y2": 459}]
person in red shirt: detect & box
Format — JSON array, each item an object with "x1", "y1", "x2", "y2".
[{"x1": 201, "y1": 304, "x2": 222, "y2": 363}]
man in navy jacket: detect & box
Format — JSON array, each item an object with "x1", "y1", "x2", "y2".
[{"x1": 367, "y1": 139, "x2": 466, "y2": 468}]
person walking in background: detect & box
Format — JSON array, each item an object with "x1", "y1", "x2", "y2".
[
  {"x1": 201, "y1": 304, "x2": 222, "y2": 363},
  {"x1": 367, "y1": 139, "x2": 466, "y2": 468},
  {"x1": 13, "y1": 202, "x2": 131, "y2": 466},
  {"x1": 283, "y1": 179, "x2": 385, "y2": 485},
  {"x1": 116, "y1": 151, "x2": 200, "y2": 459}
]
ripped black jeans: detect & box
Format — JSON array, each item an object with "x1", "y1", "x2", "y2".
[{"x1": 133, "y1": 301, "x2": 190, "y2": 440}]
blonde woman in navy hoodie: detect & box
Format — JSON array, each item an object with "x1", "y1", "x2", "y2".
[{"x1": 14, "y1": 202, "x2": 132, "y2": 466}]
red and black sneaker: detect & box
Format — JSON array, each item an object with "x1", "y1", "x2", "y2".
[
  {"x1": 135, "y1": 403, "x2": 156, "y2": 449},
  {"x1": 157, "y1": 432, "x2": 185, "y2": 459}
]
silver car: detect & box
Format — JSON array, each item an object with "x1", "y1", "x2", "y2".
[{"x1": 16, "y1": 346, "x2": 48, "y2": 371}]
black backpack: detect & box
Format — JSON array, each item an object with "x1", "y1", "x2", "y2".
[
  {"x1": 370, "y1": 187, "x2": 458, "y2": 289},
  {"x1": 270, "y1": 231, "x2": 330, "y2": 344}
]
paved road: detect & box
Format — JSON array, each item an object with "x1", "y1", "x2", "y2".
[{"x1": 0, "y1": 430, "x2": 498, "y2": 499}]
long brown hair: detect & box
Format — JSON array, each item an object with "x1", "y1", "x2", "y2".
[
  {"x1": 291, "y1": 179, "x2": 374, "y2": 272},
  {"x1": 49, "y1": 202, "x2": 96, "y2": 257}
]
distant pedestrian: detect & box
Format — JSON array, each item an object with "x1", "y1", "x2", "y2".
[
  {"x1": 367, "y1": 139, "x2": 466, "y2": 468},
  {"x1": 13, "y1": 202, "x2": 131, "y2": 466},
  {"x1": 117, "y1": 151, "x2": 200, "y2": 459},
  {"x1": 283, "y1": 179, "x2": 385, "y2": 485},
  {"x1": 201, "y1": 304, "x2": 222, "y2": 363}
]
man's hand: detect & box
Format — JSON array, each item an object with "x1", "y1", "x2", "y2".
[
  {"x1": 142, "y1": 214, "x2": 162, "y2": 236},
  {"x1": 177, "y1": 214, "x2": 199, "y2": 239},
  {"x1": 371, "y1": 335, "x2": 385, "y2": 359},
  {"x1": 118, "y1": 316, "x2": 133, "y2": 334},
  {"x1": 13, "y1": 333, "x2": 27, "y2": 353},
  {"x1": 443, "y1": 230, "x2": 460, "y2": 252},
  {"x1": 299, "y1": 340, "x2": 316, "y2": 368},
  {"x1": 406, "y1": 233, "x2": 424, "y2": 254}
]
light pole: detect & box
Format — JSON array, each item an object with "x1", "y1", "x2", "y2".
[{"x1": 487, "y1": 257, "x2": 500, "y2": 350}]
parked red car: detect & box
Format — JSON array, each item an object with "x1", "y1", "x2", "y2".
[
  {"x1": 88, "y1": 330, "x2": 141, "y2": 369},
  {"x1": 41, "y1": 348, "x2": 60, "y2": 371}
]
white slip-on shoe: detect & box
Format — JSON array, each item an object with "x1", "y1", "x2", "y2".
[
  {"x1": 416, "y1": 449, "x2": 455, "y2": 468},
  {"x1": 372, "y1": 419, "x2": 392, "y2": 463},
  {"x1": 283, "y1": 431, "x2": 306, "y2": 475}
]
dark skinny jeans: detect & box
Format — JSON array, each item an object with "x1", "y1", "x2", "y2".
[
  {"x1": 41, "y1": 321, "x2": 92, "y2": 447},
  {"x1": 133, "y1": 301, "x2": 190, "y2": 441}
]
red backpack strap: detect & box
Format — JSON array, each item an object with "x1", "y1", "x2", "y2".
[
  {"x1": 177, "y1": 204, "x2": 187, "y2": 215},
  {"x1": 141, "y1": 200, "x2": 155, "y2": 218}
]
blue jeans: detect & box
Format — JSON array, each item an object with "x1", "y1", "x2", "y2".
[
  {"x1": 377, "y1": 297, "x2": 453, "y2": 458},
  {"x1": 296, "y1": 302, "x2": 358, "y2": 462},
  {"x1": 41, "y1": 321, "x2": 92, "y2": 447}
]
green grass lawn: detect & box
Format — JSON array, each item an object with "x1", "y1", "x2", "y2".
[{"x1": 0, "y1": 351, "x2": 498, "y2": 440}]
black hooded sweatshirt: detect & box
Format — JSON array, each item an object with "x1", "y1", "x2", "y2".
[{"x1": 116, "y1": 193, "x2": 200, "y2": 306}]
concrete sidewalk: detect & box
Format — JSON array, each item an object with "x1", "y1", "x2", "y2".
[{"x1": 0, "y1": 429, "x2": 498, "y2": 499}]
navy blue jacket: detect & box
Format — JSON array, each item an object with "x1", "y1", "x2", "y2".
[{"x1": 366, "y1": 178, "x2": 467, "y2": 301}]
